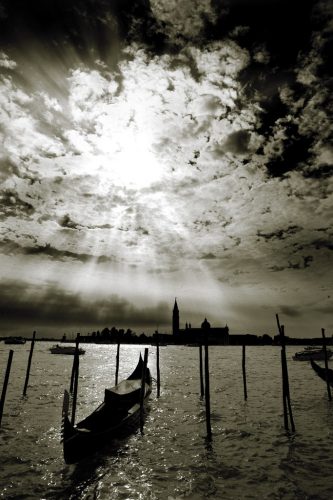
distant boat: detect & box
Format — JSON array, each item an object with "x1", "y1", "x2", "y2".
[
  {"x1": 49, "y1": 345, "x2": 85, "y2": 355},
  {"x1": 293, "y1": 347, "x2": 332, "y2": 361},
  {"x1": 4, "y1": 337, "x2": 26, "y2": 344},
  {"x1": 62, "y1": 353, "x2": 151, "y2": 463},
  {"x1": 310, "y1": 359, "x2": 333, "y2": 386}
]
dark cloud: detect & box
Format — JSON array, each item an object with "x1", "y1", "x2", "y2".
[
  {"x1": 58, "y1": 213, "x2": 82, "y2": 230},
  {"x1": 210, "y1": 0, "x2": 315, "y2": 63},
  {"x1": 0, "y1": 279, "x2": 170, "y2": 332},
  {"x1": 200, "y1": 252, "x2": 217, "y2": 260},
  {"x1": 0, "y1": 189, "x2": 35, "y2": 219},
  {"x1": 0, "y1": 0, "x2": 167, "y2": 59},
  {"x1": 24, "y1": 243, "x2": 94, "y2": 262},
  {"x1": 270, "y1": 255, "x2": 314, "y2": 272},
  {"x1": 0, "y1": 238, "x2": 114, "y2": 264},
  {"x1": 303, "y1": 164, "x2": 333, "y2": 179},
  {"x1": 223, "y1": 130, "x2": 251, "y2": 155},
  {"x1": 257, "y1": 226, "x2": 301, "y2": 241},
  {"x1": 312, "y1": 239, "x2": 333, "y2": 251},
  {"x1": 287, "y1": 256, "x2": 314, "y2": 270},
  {"x1": 0, "y1": 157, "x2": 21, "y2": 182},
  {"x1": 279, "y1": 305, "x2": 302, "y2": 318},
  {"x1": 264, "y1": 123, "x2": 314, "y2": 178}
]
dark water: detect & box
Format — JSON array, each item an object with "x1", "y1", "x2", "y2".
[{"x1": 1, "y1": 343, "x2": 333, "y2": 499}]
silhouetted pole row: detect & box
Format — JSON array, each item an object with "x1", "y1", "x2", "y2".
[
  {"x1": 0, "y1": 350, "x2": 14, "y2": 427},
  {"x1": 140, "y1": 348, "x2": 149, "y2": 434},
  {"x1": 242, "y1": 345, "x2": 248, "y2": 401},
  {"x1": 156, "y1": 334, "x2": 160, "y2": 398},
  {"x1": 199, "y1": 345, "x2": 204, "y2": 398},
  {"x1": 70, "y1": 334, "x2": 80, "y2": 426},
  {"x1": 276, "y1": 314, "x2": 295, "y2": 432},
  {"x1": 23, "y1": 331, "x2": 36, "y2": 396},
  {"x1": 115, "y1": 342, "x2": 120, "y2": 386},
  {"x1": 321, "y1": 328, "x2": 332, "y2": 401},
  {"x1": 203, "y1": 329, "x2": 212, "y2": 441}
]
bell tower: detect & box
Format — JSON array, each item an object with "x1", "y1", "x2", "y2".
[{"x1": 172, "y1": 298, "x2": 179, "y2": 335}]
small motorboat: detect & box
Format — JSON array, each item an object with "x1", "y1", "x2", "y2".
[
  {"x1": 49, "y1": 345, "x2": 85, "y2": 355},
  {"x1": 62, "y1": 353, "x2": 151, "y2": 463},
  {"x1": 293, "y1": 347, "x2": 332, "y2": 361},
  {"x1": 4, "y1": 337, "x2": 26, "y2": 344},
  {"x1": 310, "y1": 359, "x2": 333, "y2": 386}
]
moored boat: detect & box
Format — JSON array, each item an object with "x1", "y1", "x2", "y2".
[
  {"x1": 293, "y1": 347, "x2": 332, "y2": 361},
  {"x1": 50, "y1": 345, "x2": 85, "y2": 355},
  {"x1": 4, "y1": 337, "x2": 26, "y2": 344},
  {"x1": 62, "y1": 353, "x2": 151, "y2": 463},
  {"x1": 310, "y1": 359, "x2": 333, "y2": 386}
]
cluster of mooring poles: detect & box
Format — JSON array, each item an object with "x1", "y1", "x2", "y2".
[
  {"x1": 197, "y1": 314, "x2": 298, "y2": 440},
  {"x1": 1, "y1": 318, "x2": 332, "y2": 436},
  {"x1": 0, "y1": 331, "x2": 37, "y2": 428}
]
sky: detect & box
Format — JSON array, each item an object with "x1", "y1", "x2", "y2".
[{"x1": 0, "y1": 0, "x2": 332, "y2": 338}]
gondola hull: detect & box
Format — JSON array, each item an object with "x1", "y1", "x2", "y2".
[
  {"x1": 310, "y1": 359, "x2": 333, "y2": 387},
  {"x1": 62, "y1": 354, "x2": 151, "y2": 464}
]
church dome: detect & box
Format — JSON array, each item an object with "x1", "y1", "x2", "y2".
[{"x1": 201, "y1": 318, "x2": 211, "y2": 329}]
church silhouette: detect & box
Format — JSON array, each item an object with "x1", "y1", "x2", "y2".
[{"x1": 172, "y1": 299, "x2": 229, "y2": 345}]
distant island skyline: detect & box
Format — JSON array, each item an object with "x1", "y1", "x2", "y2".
[{"x1": 0, "y1": 297, "x2": 331, "y2": 341}]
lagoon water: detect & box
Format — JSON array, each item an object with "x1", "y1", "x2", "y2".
[{"x1": 1, "y1": 342, "x2": 333, "y2": 499}]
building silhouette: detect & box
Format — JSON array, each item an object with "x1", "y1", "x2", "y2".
[
  {"x1": 172, "y1": 298, "x2": 179, "y2": 336},
  {"x1": 172, "y1": 299, "x2": 229, "y2": 344}
]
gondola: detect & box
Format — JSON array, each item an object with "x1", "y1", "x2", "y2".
[
  {"x1": 310, "y1": 359, "x2": 333, "y2": 386},
  {"x1": 62, "y1": 353, "x2": 151, "y2": 464}
]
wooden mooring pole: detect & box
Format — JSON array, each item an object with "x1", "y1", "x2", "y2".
[
  {"x1": 276, "y1": 314, "x2": 295, "y2": 432},
  {"x1": 70, "y1": 334, "x2": 80, "y2": 394},
  {"x1": 321, "y1": 328, "x2": 332, "y2": 401},
  {"x1": 242, "y1": 345, "x2": 248, "y2": 401},
  {"x1": 140, "y1": 348, "x2": 149, "y2": 434},
  {"x1": 203, "y1": 326, "x2": 212, "y2": 441},
  {"x1": 156, "y1": 333, "x2": 160, "y2": 398},
  {"x1": 23, "y1": 331, "x2": 36, "y2": 396},
  {"x1": 115, "y1": 342, "x2": 120, "y2": 386},
  {"x1": 70, "y1": 334, "x2": 80, "y2": 426},
  {"x1": 0, "y1": 350, "x2": 14, "y2": 427},
  {"x1": 199, "y1": 344, "x2": 204, "y2": 399}
]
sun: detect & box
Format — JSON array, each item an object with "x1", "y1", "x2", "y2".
[
  {"x1": 114, "y1": 136, "x2": 163, "y2": 188},
  {"x1": 95, "y1": 127, "x2": 164, "y2": 189}
]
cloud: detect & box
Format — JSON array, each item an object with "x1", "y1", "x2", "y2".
[
  {"x1": 58, "y1": 214, "x2": 82, "y2": 230},
  {"x1": 257, "y1": 226, "x2": 301, "y2": 241},
  {"x1": 150, "y1": 0, "x2": 217, "y2": 44},
  {"x1": 0, "y1": 189, "x2": 35, "y2": 219},
  {"x1": 0, "y1": 51, "x2": 16, "y2": 69},
  {"x1": 222, "y1": 130, "x2": 252, "y2": 155},
  {"x1": 0, "y1": 279, "x2": 170, "y2": 331},
  {"x1": 0, "y1": 238, "x2": 115, "y2": 264},
  {"x1": 0, "y1": 0, "x2": 332, "y2": 339},
  {"x1": 279, "y1": 305, "x2": 302, "y2": 318}
]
